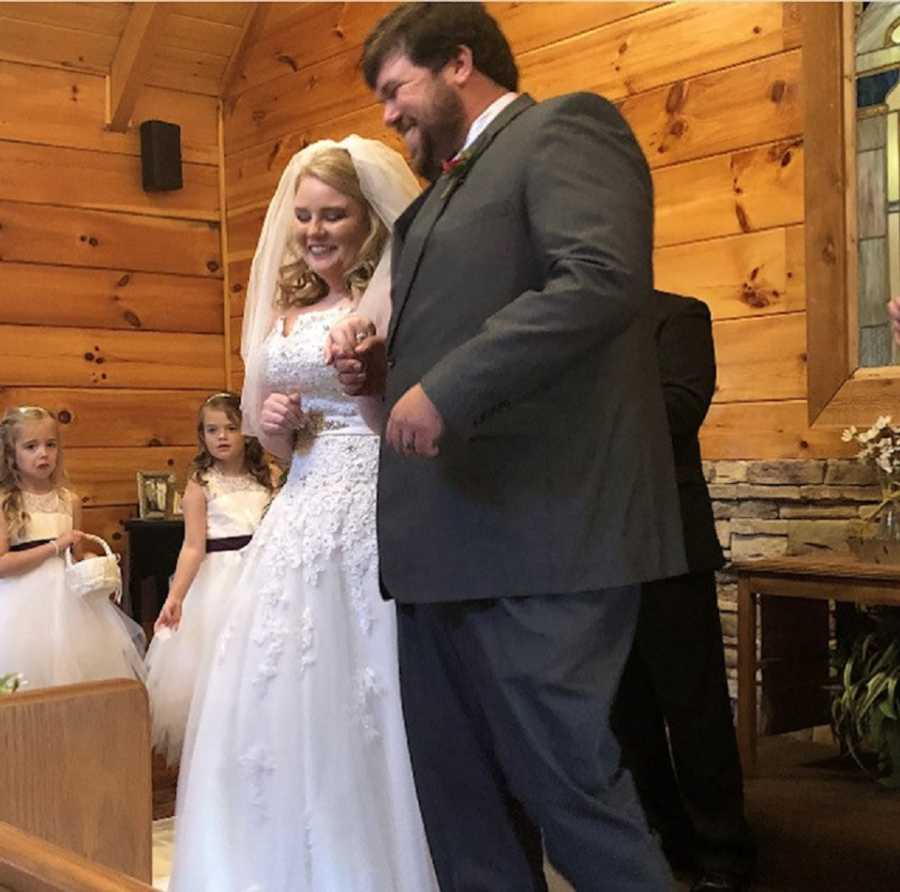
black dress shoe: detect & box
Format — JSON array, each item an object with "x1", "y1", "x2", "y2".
[{"x1": 690, "y1": 872, "x2": 745, "y2": 892}]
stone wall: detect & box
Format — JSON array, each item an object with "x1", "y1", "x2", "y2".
[{"x1": 707, "y1": 459, "x2": 879, "y2": 699}]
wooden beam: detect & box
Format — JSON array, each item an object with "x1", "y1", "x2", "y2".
[
  {"x1": 218, "y1": 99, "x2": 233, "y2": 389},
  {"x1": 106, "y1": 2, "x2": 169, "y2": 132},
  {"x1": 220, "y1": 2, "x2": 264, "y2": 101}
]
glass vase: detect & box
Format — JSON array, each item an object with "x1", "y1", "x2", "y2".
[{"x1": 876, "y1": 468, "x2": 900, "y2": 542}]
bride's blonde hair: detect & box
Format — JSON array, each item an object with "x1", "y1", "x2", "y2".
[{"x1": 276, "y1": 147, "x2": 389, "y2": 310}]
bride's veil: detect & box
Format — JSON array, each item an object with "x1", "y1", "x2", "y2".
[{"x1": 239, "y1": 135, "x2": 421, "y2": 438}]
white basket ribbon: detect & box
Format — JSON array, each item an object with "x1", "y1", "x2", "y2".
[{"x1": 64, "y1": 533, "x2": 123, "y2": 604}]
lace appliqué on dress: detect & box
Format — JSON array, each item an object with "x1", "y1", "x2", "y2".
[
  {"x1": 22, "y1": 488, "x2": 70, "y2": 515},
  {"x1": 203, "y1": 468, "x2": 269, "y2": 500},
  {"x1": 216, "y1": 303, "x2": 380, "y2": 698},
  {"x1": 351, "y1": 667, "x2": 384, "y2": 743},
  {"x1": 238, "y1": 744, "x2": 275, "y2": 820}
]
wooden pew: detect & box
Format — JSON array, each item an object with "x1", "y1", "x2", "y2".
[
  {"x1": 0, "y1": 821, "x2": 154, "y2": 892},
  {"x1": 0, "y1": 680, "x2": 152, "y2": 882}
]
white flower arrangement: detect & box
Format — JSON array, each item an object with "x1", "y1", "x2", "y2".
[{"x1": 842, "y1": 416, "x2": 900, "y2": 475}]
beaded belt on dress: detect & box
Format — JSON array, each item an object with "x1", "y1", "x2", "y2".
[
  {"x1": 206, "y1": 535, "x2": 253, "y2": 553},
  {"x1": 293, "y1": 412, "x2": 354, "y2": 450}
]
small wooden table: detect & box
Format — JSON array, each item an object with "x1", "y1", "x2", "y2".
[
  {"x1": 123, "y1": 518, "x2": 184, "y2": 632},
  {"x1": 734, "y1": 554, "x2": 900, "y2": 774}
]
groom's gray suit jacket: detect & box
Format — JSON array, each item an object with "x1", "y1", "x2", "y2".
[{"x1": 377, "y1": 92, "x2": 687, "y2": 603}]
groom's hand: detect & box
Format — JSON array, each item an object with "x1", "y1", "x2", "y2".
[
  {"x1": 386, "y1": 384, "x2": 443, "y2": 457},
  {"x1": 334, "y1": 335, "x2": 387, "y2": 397}
]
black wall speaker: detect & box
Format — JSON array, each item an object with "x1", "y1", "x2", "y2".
[{"x1": 139, "y1": 120, "x2": 183, "y2": 192}]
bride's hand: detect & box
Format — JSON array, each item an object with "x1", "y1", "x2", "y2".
[
  {"x1": 260, "y1": 392, "x2": 303, "y2": 436},
  {"x1": 325, "y1": 315, "x2": 376, "y2": 365}
]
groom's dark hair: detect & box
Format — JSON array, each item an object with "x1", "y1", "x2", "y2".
[{"x1": 362, "y1": 2, "x2": 519, "y2": 93}]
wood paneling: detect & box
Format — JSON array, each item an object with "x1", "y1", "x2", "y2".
[
  {"x1": 712, "y1": 312, "x2": 807, "y2": 404},
  {"x1": 225, "y1": 48, "x2": 374, "y2": 155},
  {"x1": 519, "y1": 2, "x2": 798, "y2": 104},
  {"x1": 235, "y1": 2, "x2": 393, "y2": 94},
  {"x1": 0, "y1": 16, "x2": 116, "y2": 73},
  {"x1": 0, "y1": 388, "x2": 206, "y2": 448},
  {"x1": 0, "y1": 201, "x2": 221, "y2": 278},
  {"x1": 2, "y1": 263, "x2": 223, "y2": 334},
  {"x1": 81, "y1": 506, "x2": 134, "y2": 555},
  {"x1": 148, "y1": 45, "x2": 226, "y2": 97},
  {"x1": 226, "y1": 203, "x2": 268, "y2": 264},
  {"x1": 0, "y1": 142, "x2": 218, "y2": 221},
  {"x1": 702, "y1": 401, "x2": 855, "y2": 460},
  {"x1": 0, "y1": 325, "x2": 224, "y2": 390},
  {"x1": 228, "y1": 259, "x2": 251, "y2": 318},
  {"x1": 1, "y1": 10, "x2": 232, "y2": 516},
  {"x1": 162, "y1": 12, "x2": 242, "y2": 58},
  {"x1": 178, "y1": 2, "x2": 257, "y2": 28},
  {"x1": 493, "y1": 2, "x2": 664, "y2": 56},
  {"x1": 654, "y1": 139, "x2": 803, "y2": 248},
  {"x1": 66, "y1": 446, "x2": 194, "y2": 507},
  {"x1": 0, "y1": 60, "x2": 218, "y2": 165},
  {"x1": 225, "y1": 103, "x2": 392, "y2": 213},
  {"x1": 655, "y1": 225, "x2": 805, "y2": 321},
  {"x1": 623, "y1": 49, "x2": 802, "y2": 170},
  {"x1": 0, "y1": 3, "x2": 130, "y2": 36}
]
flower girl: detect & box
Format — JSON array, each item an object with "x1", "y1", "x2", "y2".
[
  {"x1": 0, "y1": 406, "x2": 146, "y2": 689},
  {"x1": 146, "y1": 392, "x2": 274, "y2": 765}
]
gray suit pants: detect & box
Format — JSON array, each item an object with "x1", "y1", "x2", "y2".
[{"x1": 396, "y1": 587, "x2": 672, "y2": 891}]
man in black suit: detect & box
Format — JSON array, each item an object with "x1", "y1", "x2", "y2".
[
  {"x1": 336, "y1": 4, "x2": 687, "y2": 888},
  {"x1": 614, "y1": 291, "x2": 756, "y2": 892}
]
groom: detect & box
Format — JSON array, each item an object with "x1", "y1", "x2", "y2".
[{"x1": 338, "y1": 4, "x2": 686, "y2": 889}]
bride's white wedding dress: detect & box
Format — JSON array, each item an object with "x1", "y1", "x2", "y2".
[{"x1": 169, "y1": 304, "x2": 437, "y2": 892}]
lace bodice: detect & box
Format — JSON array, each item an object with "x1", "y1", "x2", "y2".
[
  {"x1": 264, "y1": 305, "x2": 370, "y2": 437},
  {"x1": 10, "y1": 488, "x2": 73, "y2": 545},
  {"x1": 201, "y1": 469, "x2": 271, "y2": 538},
  {"x1": 218, "y1": 303, "x2": 382, "y2": 696}
]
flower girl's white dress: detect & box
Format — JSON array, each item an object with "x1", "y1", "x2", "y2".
[
  {"x1": 169, "y1": 306, "x2": 437, "y2": 892},
  {"x1": 0, "y1": 488, "x2": 146, "y2": 689},
  {"x1": 145, "y1": 468, "x2": 271, "y2": 765}
]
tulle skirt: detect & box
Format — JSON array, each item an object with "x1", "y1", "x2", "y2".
[
  {"x1": 146, "y1": 549, "x2": 248, "y2": 765},
  {"x1": 0, "y1": 556, "x2": 146, "y2": 690},
  {"x1": 169, "y1": 433, "x2": 437, "y2": 892}
]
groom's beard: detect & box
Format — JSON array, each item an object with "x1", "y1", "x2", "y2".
[{"x1": 401, "y1": 81, "x2": 467, "y2": 182}]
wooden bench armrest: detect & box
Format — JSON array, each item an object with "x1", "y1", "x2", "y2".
[{"x1": 0, "y1": 822, "x2": 154, "y2": 892}]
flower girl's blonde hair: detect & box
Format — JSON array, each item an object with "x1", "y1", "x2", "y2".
[{"x1": 0, "y1": 406, "x2": 66, "y2": 539}]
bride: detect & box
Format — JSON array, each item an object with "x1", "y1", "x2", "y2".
[{"x1": 168, "y1": 136, "x2": 436, "y2": 892}]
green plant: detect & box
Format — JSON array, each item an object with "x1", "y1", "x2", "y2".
[
  {"x1": 831, "y1": 622, "x2": 900, "y2": 788},
  {"x1": 0, "y1": 672, "x2": 23, "y2": 695}
]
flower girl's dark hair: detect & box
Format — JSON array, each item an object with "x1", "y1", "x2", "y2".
[
  {"x1": 191, "y1": 393, "x2": 273, "y2": 492},
  {"x1": 0, "y1": 406, "x2": 67, "y2": 539}
]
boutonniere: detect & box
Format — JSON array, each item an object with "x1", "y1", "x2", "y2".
[{"x1": 439, "y1": 141, "x2": 488, "y2": 199}]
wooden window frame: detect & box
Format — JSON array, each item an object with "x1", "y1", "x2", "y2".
[{"x1": 805, "y1": 2, "x2": 900, "y2": 428}]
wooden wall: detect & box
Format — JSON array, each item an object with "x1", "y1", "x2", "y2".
[
  {"x1": 0, "y1": 48, "x2": 225, "y2": 549},
  {"x1": 223, "y1": 1, "x2": 852, "y2": 461}
]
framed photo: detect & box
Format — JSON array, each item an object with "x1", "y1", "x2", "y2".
[{"x1": 136, "y1": 471, "x2": 176, "y2": 519}]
